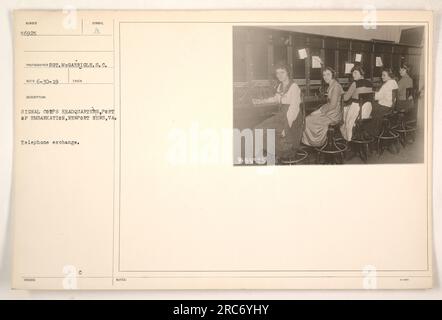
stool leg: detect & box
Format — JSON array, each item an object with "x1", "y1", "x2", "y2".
[
  {"x1": 316, "y1": 150, "x2": 321, "y2": 164},
  {"x1": 394, "y1": 138, "x2": 401, "y2": 154},
  {"x1": 360, "y1": 143, "x2": 368, "y2": 163},
  {"x1": 357, "y1": 144, "x2": 363, "y2": 161},
  {"x1": 377, "y1": 138, "x2": 382, "y2": 156},
  {"x1": 339, "y1": 152, "x2": 344, "y2": 164},
  {"x1": 398, "y1": 113, "x2": 406, "y2": 147},
  {"x1": 409, "y1": 130, "x2": 416, "y2": 143}
]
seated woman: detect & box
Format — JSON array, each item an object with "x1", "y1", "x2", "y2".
[
  {"x1": 302, "y1": 66, "x2": 343, "y2": 147},
  {"x1": 397, "y1": 63, "x2": 414, "y2": 111},
  {"x1": 340, "y1": 65, "x2": 373, "y2": 141},
  {"x1": 366, "y1": 68, "x2": 399, "y2": 136},
  {"x1": 252, "y1": 62, "x2": 303, "y2": 160}
]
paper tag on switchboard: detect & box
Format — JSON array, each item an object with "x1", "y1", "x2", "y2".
[
  {"x1": 376, "y1": 56, "x2": 383, "y2": 67},
  {"x1": 345, "y1": 62, "x2": 355, "y2": 74},
  {"x1": 298, "y1": 48, "x2": 308, "y2": 59},
  {"x1": 312, "y1": 56, "x2": 322, "y2": 68}
]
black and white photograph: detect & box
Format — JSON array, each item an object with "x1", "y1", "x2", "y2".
[{"x1": 233, "y1": 25, "x2": 426, "y2": 165}]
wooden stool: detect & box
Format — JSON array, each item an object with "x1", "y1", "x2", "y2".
[
  {"x1": 392, "y1": 88, "x2": 417, "y2": 146},
  {"x1": 376, "y1": 116, "x2": 400, "y2": 155},
  {"x1": 348, "y1": 92, "x2": 375, "y2": 163},
  {"x1": 392, "y1": 110, "x2": 417, "y2": 146},
  {"x1": 376, "y1": 89, "x2": 400, "y2": 155},
  {"x1": 315, "y1": 124, "x2": 347, "y2": 164},
  {"x1": 279, "y1": 147, "x2": 309, "y2": 165}
]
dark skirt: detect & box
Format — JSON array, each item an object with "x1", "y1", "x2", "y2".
[
  {"x1": 254, "y1": 104, "x2": 303, "y2": 158},
  {"x1": 366, "y1": 103, "x2": 392, "y2": 137},
  {"x1": 396, "y1": 99, "x2": 414, "y2": 112}
]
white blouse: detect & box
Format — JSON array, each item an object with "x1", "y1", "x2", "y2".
[
  {"x1": 264, "y1": 82, "x2": 301, "y2": 127},
  {"x1": 375, "y1": 79, "x2": 399, "y2": 107}
]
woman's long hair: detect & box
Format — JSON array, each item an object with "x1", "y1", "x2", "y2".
[
  {"x1": 323, "y1": 66, "x2": 337, "y2": 79},
  {"x1": 273, "y1": 62, "x2": 293, "y2": 94},
  {"x1": 351, "y1": 65, "x2": 365, "y2": 78},
  {"x1": 274, "y1": 61, "x2": 292, "y2": 79}
]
